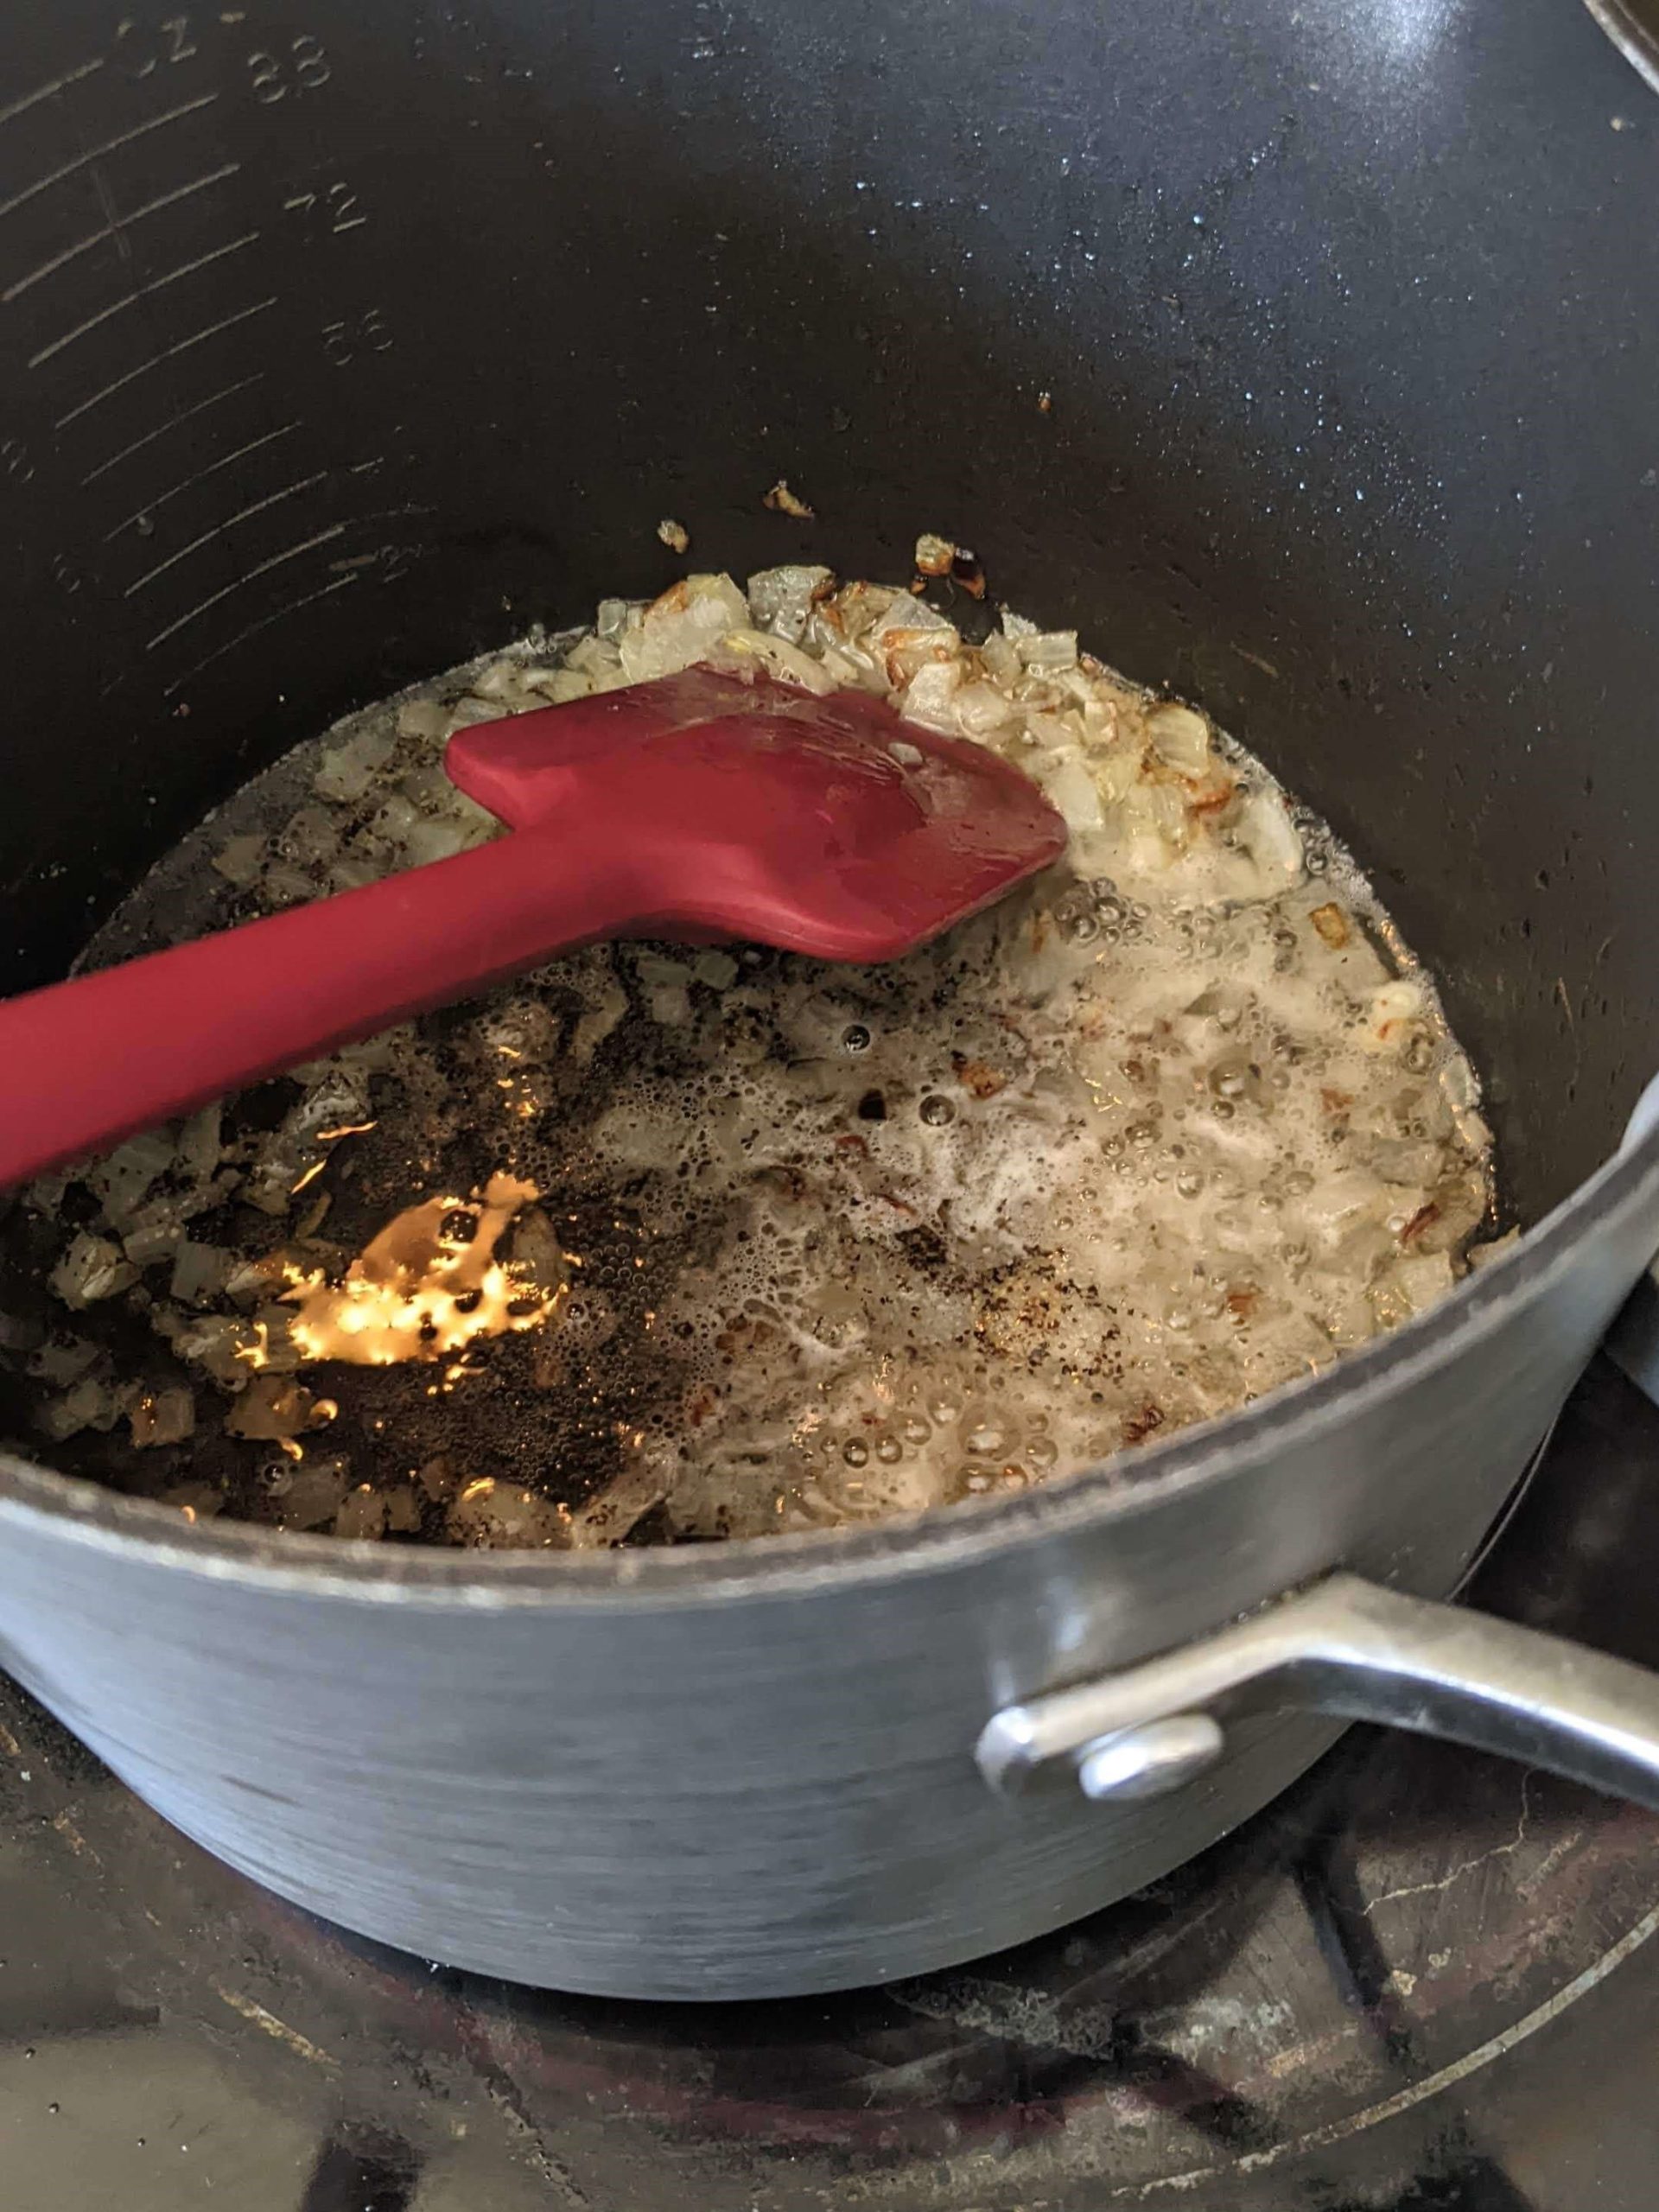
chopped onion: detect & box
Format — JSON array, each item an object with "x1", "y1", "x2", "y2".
[
  {"x1": 692, "y1": 950, "x2": 740, "y2": 989},
  {"x1": 277, "y1": 1464, "x2": 350, "y2": 1530},
  {"x1": 212, "y1": 834, "x2": 266, "y2": 888},
  {"x1": 618, "y1": 573, "x2": 749, "y2": 683},
  {"x1": 89, "y1": 1129, "x2": 174, "y2": 1230},
  {"x1": 334, "y1": 1484, "x2": 390, "y2": 1541},
  {"x1": 278, "y1": 804, "x2": 342, "y2": 871},
  {"x1": 176, "y1": 1103, "x2": 222, "y2": 1185},
  {"x1": 1147, "y1": 702, "x2": 1211, "y2": 778},
  {"x1": 899, "y1": 660, "x2": 963, "y2": 733},
  {"x1": 29, "y1": 1335, "x2": 101, "y2": 1387},
  {"x1": 123, "y1": 1202, "x2": 188, "y2": 1268},
  {"x1": 447, "y1": 1477, "x2": 568, "y2": 1548},
  {"x1": 37, "y1": 1375, "x2": 130, "y2": 1440},
  {"x1": 130, "y1": 1386, "x2": 194, "y2": 1447},
  {"x1": 394, "y1": 700, "x2": 448, "y2": 743},
  {"x1": 1042, "y1": 752, "x2": 1105, "y2": 835},
  {"x1": 224, "y1": 1375, "x2": 325, "y2": 1440},
  {"x1": 171, "y1": 1241, "x2": 233, "y2": 1307},
  {"x1": 1361, "y1": 978, "x2": 1428, "y2": 1052},
  {"x1": 952, "y1": 682, "x2": 1016, "y2": 740},
  {"x1": 1236, "y1": 788, "x2": 1304, "y2": 880},
  {"x1": 1014, "y1": 630, "x2": 1079, "y2": 673},
  {"x1": 525, "y1": 666, "x2": 595, "y2": 705},
  {"x1": 1467, "y1": 1230, "x2": 1519, "y2": 1270},
  {"x1": 50, "y1": 1232, "x2": 138, "y2": 1309},
  {"x1": 709, "y1": 627, "x2": 836, "y2": 696},
  {"x1": 747, "y1": 564, "x2": 834, "y2": 642}
]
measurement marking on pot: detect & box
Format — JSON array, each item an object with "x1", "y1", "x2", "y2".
[
  {"x1": 28, "y1": 233, "x2": 258, "y2": 366},
  {"x1": 80, "y1": 370, "x2": 264, "y2": 483},
  {"x1": 0, "y1": 91, "x2": 219, "y2": 226},
  {"x1": 0, "y1": 55, "x2": 105, "y2": 132},
  {"x1": 3, "y1": 165, "x2": 242, "y2": 302},
  {"x1": 102, "y1": 422, "x2": 301, "y2": 540},
  {"x1": 162, "y1": 573, "x2": 357, "y2": 694},
  {"x1": 125, "y1": 469, "x2": 327, "y2": 594},
  {"x1": 145, "y1": 522, "x2": 345, "y2": 648},
  {"x1": 55, "y1": 295, "x2": 275, "y2": 427},
  {"x1": 283, "y1": 181, "x2": 365, "y2": 233}
]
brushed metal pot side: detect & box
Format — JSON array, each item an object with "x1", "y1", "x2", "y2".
[{"x1": 0, "y1": 1141, "x2": 1654, "y2": 1998}]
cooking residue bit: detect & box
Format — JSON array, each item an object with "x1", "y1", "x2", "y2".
[
  {"x1": 762, "y1": 477, "x2": 815, "y2": 519},
  {"x1": 281, "y1": 1173, "x2": 564, "y2": 1367}
]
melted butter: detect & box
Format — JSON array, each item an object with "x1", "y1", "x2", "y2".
[{"x1": 283, "y1": 1173, "x2": 563, "y2": 1366}]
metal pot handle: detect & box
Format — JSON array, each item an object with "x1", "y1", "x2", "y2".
[{"x1": 976, "y1": 1573, "x2": 1659, "y2": 1809}]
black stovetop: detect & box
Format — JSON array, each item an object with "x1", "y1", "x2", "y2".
[{"x1": 5, "y1": 1357, "x2": 1659, "y2": 2212}]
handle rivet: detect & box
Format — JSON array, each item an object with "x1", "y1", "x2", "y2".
[{"x1": 1077, "y1": 1713, "x2": 1225, "y2": 1802}]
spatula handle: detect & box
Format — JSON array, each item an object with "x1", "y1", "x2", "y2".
[{"x1": 0, "y1": 830, "x2": 639, "y2": 1186}]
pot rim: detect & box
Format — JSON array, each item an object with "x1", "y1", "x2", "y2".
[{"x1": 4, "y1": 1125, "x2": 1656, "y2": 1605}]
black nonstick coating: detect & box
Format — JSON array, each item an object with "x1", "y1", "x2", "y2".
[{"x1": 0, "y1": 0, "x2": 1654, "y2": 1230}]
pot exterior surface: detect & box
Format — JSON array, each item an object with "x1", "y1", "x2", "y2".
[{"x1": 2, "y1": 1170, "x2": 1654, "y2": 1999}]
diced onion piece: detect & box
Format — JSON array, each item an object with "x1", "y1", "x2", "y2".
[
  {"x1": 1361, "y1": 978, "x2": 1427, "y2": 1052},
  {"x1": 1371, "y1": 1249, "x2": 1457, "y2": 1327},
  {"x1": 28, "y1": 1335, "x2": 101, "y2": 1387},
  {"x1": 899, "y1": 659, "x2": 963, "y2": 733},
  {"x1": 50, "y1": 1231, "x2": 138, "y2": 1308},
  {"x1": 913, "y1": 532, "x2": 956, "y2": 576},
  {"x1": 334, "y1": 1484, "x2": 390, "y2": 1541},
  {"x1": 618, "y1": 573, "x2": 749, "y2": 683},
  {"x1": 176, "y1": 1103, "x2": 222, "y2": 1185},
  {"x1": 448, "y1": 1477, "x2": 569, "y2": 1548},
  {"x1": 395, "y1": 699, "x2": 448, "y2": 743},
  {"x1": 213, "y1": 835, "x2": 266, "y2": 887},
  {"x1": 37, "y1": 1376, "x2": 124, "y2": 1440},
  {"x1": 403, "y1": 816, "x2": 482, "y2": 868},
  {"x1": 261, "y1": 864, "x2": 315, "y2": 908},
  {"x1": 278, "y1": 804, "x2": 340, "y2": 870},
  {"x1": 709, "y1": 627, "x2": 836, "y2": 695},
  {"x1": 747, "y1": 564, "x2": 834, "y2": 643},
  {"x1": 817, "y1": 640, "x2": 887, "y2": 692},
  {"x1": 762, "y1": 479, "x2": 814, "y2": 519},
  {"x1": 225, "y1": 1375, "x2": 324, "y2": 1440},
  {"x1": 170, "y1": 1313, "x2": 260, "y2": 1384},
  {"x1": 1236, "y1": 787, "x2": 1304, "y2": 880},
  {"x1": 278, "y1": 1465, "x2": 351, "y2": 1530},
  {"x1": 171, "y1": 1240, "x2": 232, "y2": 1306},
  {"x1": 1015, "y1": 630, "x2": 1078, "y2": 673},
  {"x1": 1300, "y1": 1171, "x2": 1393, "y2": 1251},
  {"x1": 1042, "y1": 751, "x2": 1104, "y2": 835},
  {"x1": 1147, "y1": 702, "x2": 1211, "y2": 778},
  {"x1": 87, "y1": 1128, "x2": 175, "y2": 1230},
  {"x1": 525, "y1": 666, "x2": 595, "y2": 705},
  {"x1": 130, "y1": 1386, "x2": 194, "y2": 1447},
  {"x1": 980, "y1": 630, "x2": 1021, "y2": 683},
  {"x1": 953, "y1": 682, "x2": 1016, "y2": 741},
  {"x1": 1467, "y1": 1230, "x2": 1521, "y2": 1271},
  {"x1": 123, "y1": 1202, "x2": 188, "y2": 1268}
]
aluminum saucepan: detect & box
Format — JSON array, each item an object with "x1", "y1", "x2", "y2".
[{"x1": 0, "y1": 0, "x2": 1655, "y2": 1996}]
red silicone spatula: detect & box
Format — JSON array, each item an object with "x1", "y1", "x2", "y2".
[{"x1": 0, "y1": 665, "x2": 1066, "y2": 1186}]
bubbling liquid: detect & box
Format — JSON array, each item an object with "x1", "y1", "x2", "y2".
[{"x1": 0, "y1": 563, "x2": 1498, "y2": 1545}]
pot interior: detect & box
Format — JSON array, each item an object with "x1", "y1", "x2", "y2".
[{"x1": 2, "y1": 0, "x2": 1656, "y2": 1235}]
